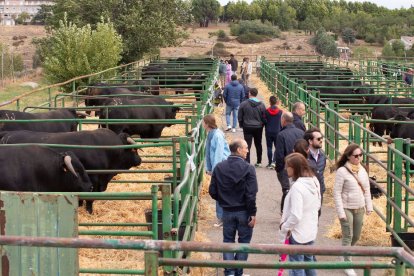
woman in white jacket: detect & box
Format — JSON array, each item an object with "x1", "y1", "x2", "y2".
[
  {"x1": 334, "y1": 143, "x2": 373, "y2": 276},
  {"x1": 279, "y1": 153, "x2": 321, "y2": 276}
]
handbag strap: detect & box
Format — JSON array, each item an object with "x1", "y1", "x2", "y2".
[{"x1": 344, "y1": 166, "x2": 365, "y2": 193}]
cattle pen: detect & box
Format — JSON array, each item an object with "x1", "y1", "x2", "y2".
[{"x1": 0, "y1": 55, "x2": 414, "y2": 275}]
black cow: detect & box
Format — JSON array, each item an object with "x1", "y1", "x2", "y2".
[
  {"x1": 365, "y1": 95, "x2": 414, "y2": 105},
  {"x1": 0, "y1": 109, "x2": 82, "y2": 132},
  {"x1": 100, "y1": 97, "x2": 180, "y2": 138},
  {"x1": 389, "y1": 115, "x2": 414, "y2": 171},
  {"x1": 370, "y1": 106, "x2": 407, "y2": 147},
  {"x1": 85, "y1": 83, "x2": 155, "y2": 113},
  {"x1": 0, "y1": 128, "x2": 142, "y2": 213},
  {"x1": 0, "y1": 146, "x2": 92, "y2": 193}
]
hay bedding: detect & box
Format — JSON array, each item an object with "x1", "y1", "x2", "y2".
[{"x1": 77, "y1": 107, "x2": 189, "y2": 273}]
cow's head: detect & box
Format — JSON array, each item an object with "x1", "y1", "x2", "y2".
[
  {"x1": 388, "y1": 114, "x2": 409, "y2": 138},
  {"x1": 118, "y1": 132, "x2": 142, "y2": 167},
  {"x1": 62, "y1": 152, "x2": 93, "y2": 192}
]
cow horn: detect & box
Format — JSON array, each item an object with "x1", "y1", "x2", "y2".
[
  {"x1": 76, "y1": 111, "x2": 91, "y2": 117},
  {"x1": 126, "y1": 137, "x2": 136, "y2": 144},
  {"x1": 64, "y1": 156, "x2": 79, "y2": 178}
]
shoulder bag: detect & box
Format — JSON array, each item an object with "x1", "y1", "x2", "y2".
[{"x1": 344, "y1": 166, "x2": 365, "y2": 193}]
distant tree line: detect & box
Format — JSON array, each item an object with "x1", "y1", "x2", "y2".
[{"x1": 221, "y1": 0, "x2": 414, "y2": 45}]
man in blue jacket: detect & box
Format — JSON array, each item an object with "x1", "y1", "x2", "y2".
[
  {"x1": 223, "y1": 75, "x2": 245, "y2": 133},
  {"x1": 275, "y1": 111, "x2": 304, "y2": 213},
  {"x1": 209, "y1": 138, "x2": 258, "y2": 276}
]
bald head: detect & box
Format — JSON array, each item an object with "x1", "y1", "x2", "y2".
[
  {"x1": 281, "y1": 111, "x2": 294, "y2": 127},
  {"x1": 229, "y1": 138, "x2": 248, "y2": 159},
  {"x1": 293, "y1": 102, "x2": 306, "y2": 116}
]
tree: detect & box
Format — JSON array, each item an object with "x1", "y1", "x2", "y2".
[
  {"x1": 191, "y1": 0, "x2": 220, "y2": 27},
  {"x1": 248, "y1": 2, "x2": 262, "y2": 20},
  {"x1": 275, "y1": 2, "x2": 297, "y2": 31},
  {"x1": 381, "y1": 42, "x2": 395, "y2": 58},
  {"x1": 31, "y1": 4, "x2": 53, "y2": 25},
  {"x1": 392, "y1": 40, "x2": 406, "y2": 57},
  {"x1": 342, "y1": 27, "x2": 356, "y2": 44},
  {"x1": 301, "y1": 15, "x2": 321, "y2": 35},
  {"x1": 15, "y1": 12, "x2": 31, "y2": 25},
  {"x1": 41, "y1": 16, "x2": 122, "y2": 87},
  {"x1": 47, "y1": 0, "x2": 187, "y2": 63}
]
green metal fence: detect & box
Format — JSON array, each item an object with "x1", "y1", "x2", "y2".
[
  {"x1": 0, "y1": 56, "x2": 219, "y2": 274},
  {"x1": 260, "y1": 56, "x2": 414, "y2": 255}
]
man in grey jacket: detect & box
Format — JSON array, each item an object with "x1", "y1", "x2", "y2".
[{"x1": 238, "y1": 88, "x2": 266, "y2": 166}]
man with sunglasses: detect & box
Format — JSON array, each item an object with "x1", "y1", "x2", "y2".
[{"x1": 304, "y1": 127, "x2": 326, "y2": 215}]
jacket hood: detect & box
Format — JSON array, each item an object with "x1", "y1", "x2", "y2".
[
  {"x1": 248, "y1": 99, "x2": 262, "y2": 107},
  {"x1": 231, "y1": 80, "x2": 240, "y2": 86},
  {"x1": 293, "y1": 176, "x2": 320, "y2": 197},
  {"x1": 267, "y1": 106, "x2": 281, "y2": 116},
  {"x1": 221, "y1": 155, "x2": 251, "y2": 183}
]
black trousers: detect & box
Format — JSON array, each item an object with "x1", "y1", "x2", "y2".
[
  {"x1": 243, "y1": 126, "x2": 263, "y2": 164},
  {"x1": 277, "y1": 170, "x2": 290, "y2": 213}
]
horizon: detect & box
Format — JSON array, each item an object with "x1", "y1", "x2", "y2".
[{"x1": 217, "y1": 0, "x2": 413, "y2": 10}]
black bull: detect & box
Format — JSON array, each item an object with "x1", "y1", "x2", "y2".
[
  {"x1": 0, "y1": 145, "x2": 92, "y2": 193},
  {"x1": 100, "y1": 97, "x2": 180, "y2": 138},
  {"x1": 0, "y1": 128, "x2": 142, "y2": 213},
  {"x1": 0, "y1": 109, "x2": 85, "y2": 132}
]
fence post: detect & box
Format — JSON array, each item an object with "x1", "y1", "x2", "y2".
[
  {"x1": 394, "y1": 258, "x2": 406, "y2": 276},
  {"x1": 393, "y1": 138, "x2": 403, "y2": 233},
  {"x1": 144, "y1": 251, "x2": 159, "y2": 276}
]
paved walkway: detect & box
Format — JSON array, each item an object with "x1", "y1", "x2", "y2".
[{"x1": 199, "y1": 97, "x2": 384, "y2": 275}]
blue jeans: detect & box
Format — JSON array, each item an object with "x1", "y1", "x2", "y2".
[
  {"x1": 265, "y1": 133, "x2": 277, "y2": 165},
  {"x1": 216, "y1": 201, "x2": 223, "y2": 220},
  {"x1": 288, "y1": 236, "x2": 317, "y2": 276},
  {"x1": 222, "y1": 210, "x2": 253, "y2": 276},
  {"x1": 225, "y1": 105, "x2": 239, "y2": 128}
]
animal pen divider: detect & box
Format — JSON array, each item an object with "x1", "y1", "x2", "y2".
[
  {"x1": 0, "y1": 56, "x2": 220, "y2": 274},
  {"x1": 260, "y1": 56, "x2": 414, "y2": 257}
]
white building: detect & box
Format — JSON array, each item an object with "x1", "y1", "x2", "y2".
[
  {"x1": 0, "y1": 0, "x2": 54, "y2": 25},
  {"x1": 401, "y1": 36, "x2": 414, "y2": 51}
]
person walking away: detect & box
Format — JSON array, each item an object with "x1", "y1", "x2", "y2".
[
  {"x1": 240, "y1": 57, "x2": 247, "y2": 81},
  {"x1": 275, "y1": 112, "x2": 305, "y2": 213},
  {"x1": 244, "y1": 58, "x2": 253, "y2": 85},
  {"x1": 279, "y1": 153, "x2": 321, "y2": 276},
  {"x1": 238, "y1": 78, "x2": 249, "y2": 102},
  {"x1": 292, "y1": 102, "x2": 306, "y2": 131},
  {"x1": 219, "y1": 59, "x2": 227, "y2": 88},
  {"x1": 334, "y1": 143, "x2": 373, "y2": 276},
  {"x1": 238, "y1": 87, "x2": 267, "y2": 166},
  {"x1": 304, "y1": 127, "x2": 326, "y2": 216},
  {"x1": 265, "y1": 96, "x2": 283, "y2": 169},
  {"x1": 225, "y1": 60, "x2": 232, "y2": 85},
  {"x1": 223, "y1": 75, "x2": 245, "y2": 133},
  {"x1": 209, "y1": 138, "x2": 258, "y2": 276},
  {"x1": 202, "y1": 114, "x2": 230, "y2": 227},
  {"x1": 229, "y1": 54, "x2": 238, "y2": 76}
]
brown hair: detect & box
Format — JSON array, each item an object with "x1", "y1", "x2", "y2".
[
  {"x1": 335, "y1": 143, "x2": 361, "y2": 169},
  {"x1": 285, "y1": 153, "x2": 314, "y2": 181},
  {"x1": 203, "y1": 114, "x2": 218, "y2": 129},
  {"x1": 293, "y1": 139, "x2": 309, "y2": 159}
]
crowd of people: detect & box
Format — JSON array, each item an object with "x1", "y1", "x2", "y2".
[{"x1": 204, "y1": 56, "x2": 374, "y2": 276}]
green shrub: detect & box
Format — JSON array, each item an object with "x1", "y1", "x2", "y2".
[
  {"x1": 206, "y1": 43, "x2": 230, "y2": 56},
  {"x1": 0, "y1": 43, "x2": 25, "y2": 76},
  {"x1": 230, "y1": 23, "x2": 240, "y2": 36},
  {"x1": 217, "y1": 30, "x2": 226, "y2": 39},
  {"x1": 236, "y1": 33, "x2": 270, "y2": 44},
  {"x1": 41, "y1": 15, "x2": 122, "y2": 90},
  {"x1": 311, "y1": 28, "x2": 339, "y2": 58},
  {"x1": 233, "y1": 20, "x2": 280, "y2": 37}
]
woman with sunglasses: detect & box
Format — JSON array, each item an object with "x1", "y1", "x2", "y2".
[{"x1": 334, "y1": 143, "x2": 373, "y2": 276}]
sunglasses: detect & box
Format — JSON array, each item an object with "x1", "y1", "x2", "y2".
[
  {"x1": 315, "y1": 137, "x2": 323, "y2": 141},
  {"x1": 352, "y1": 153, "x2": 363, "y2": 158}
]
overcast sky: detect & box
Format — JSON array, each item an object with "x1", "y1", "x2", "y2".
[{"x1": 218, "y1": 0, "x2": 413, "y2": 10}]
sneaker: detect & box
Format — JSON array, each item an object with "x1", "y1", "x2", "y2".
[
  {"x1": 226, "y1": 126, "x2": 231, "y2": 131},
  {"x1": 231, "y1": 128, "x2": 236, "y2": 133},
  {"x1": 213, "y1": 220, "x2": 223, "y2": 227},
  {"x1": 266, "y1": 164, "x2": 272, "y2": 169},
  {"x1": 254, "y1": 163, "x2": 262, "y2": 168},
  {"x1": 270, "y1": 162, "x2": 276, "y2": 169},
  {"x1": 344, "y1": 269, "x2": 356, "y2": 276}
]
